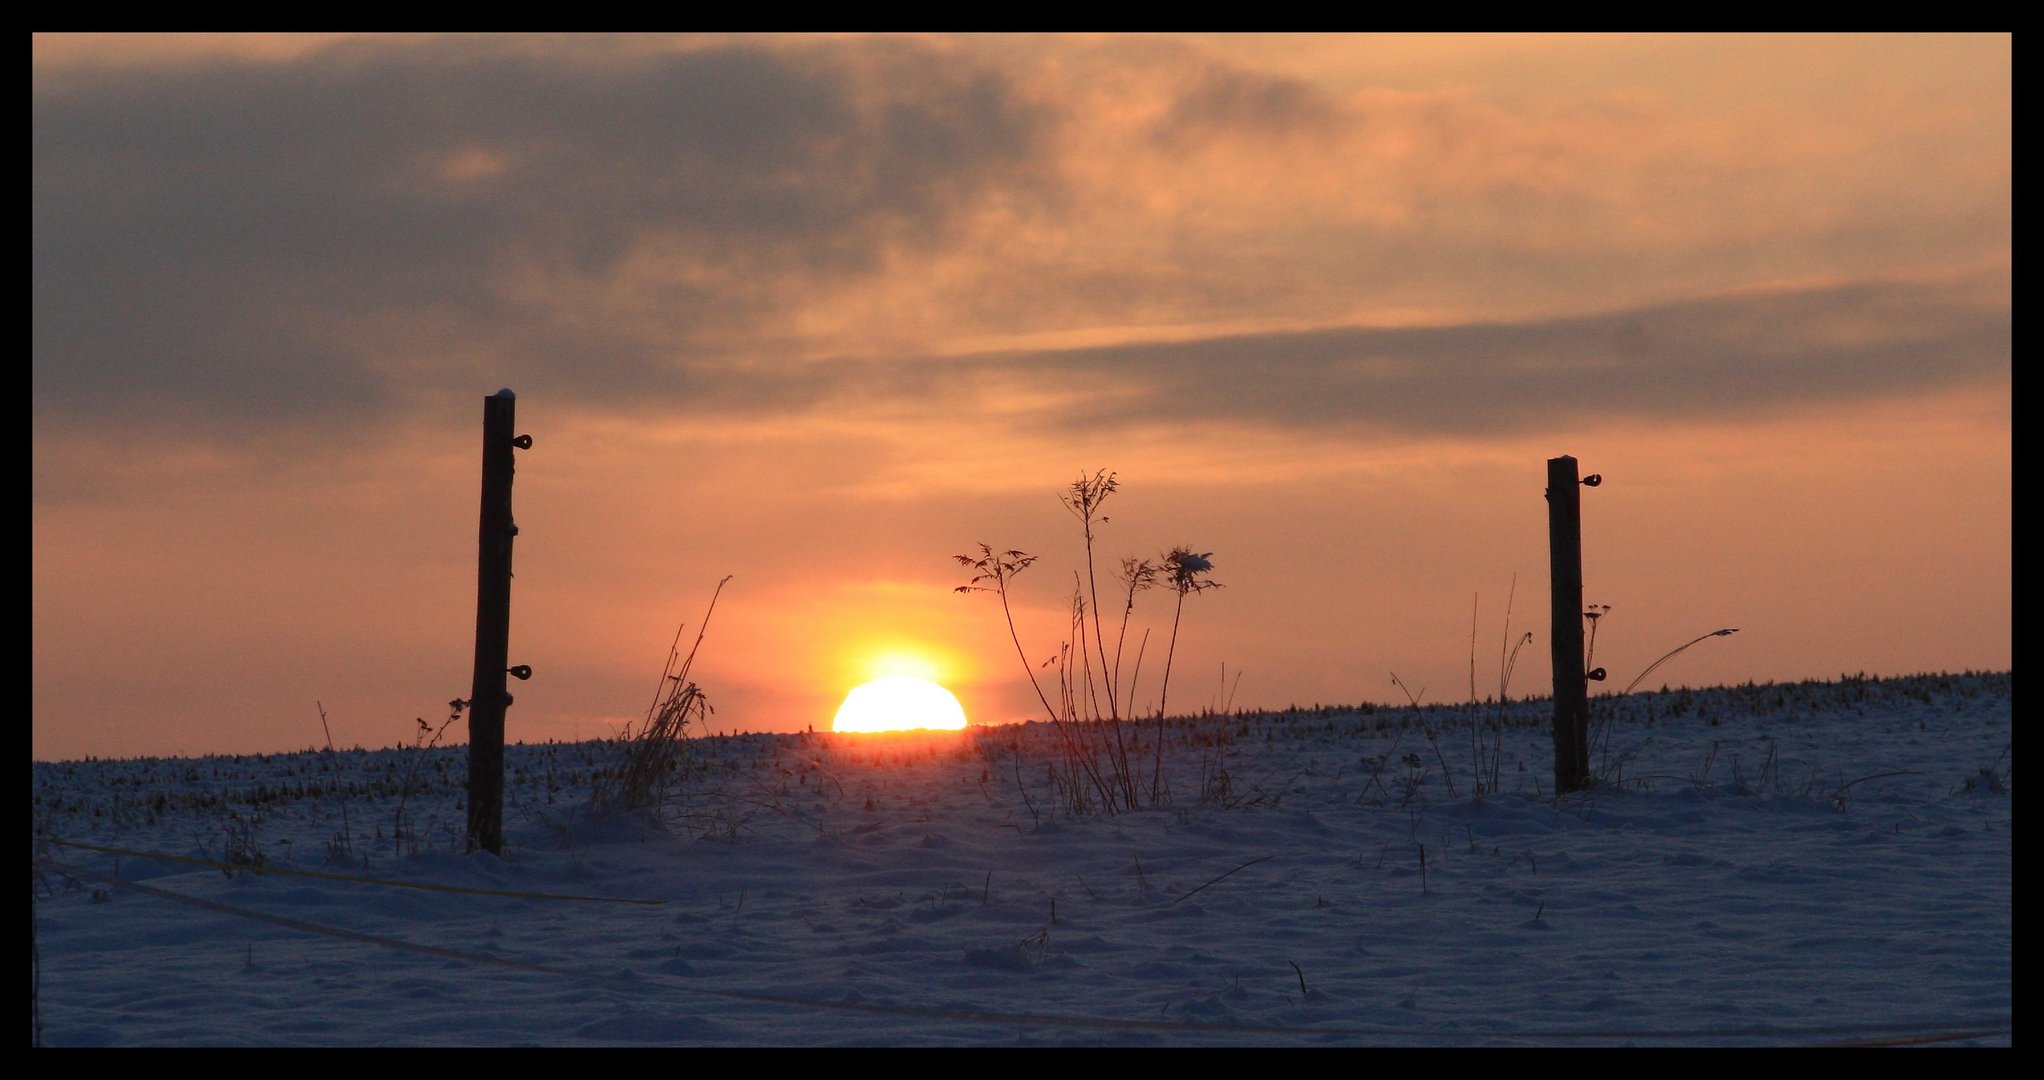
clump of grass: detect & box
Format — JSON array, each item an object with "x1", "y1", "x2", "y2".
[
  {"x1": 1469, "y1": 580, "x2": 1534, "y2": 799},
  {"x1": 957, "y1": 543, "x2": 1110, "y2": 812},
  {"x1": 220, "y1": 813, "x2": 266, "y2": 876},
  {"x1": 393, "y1": 701, "x2": 463, "y2": 855},
  {"x1": 1729, "y1": 736, "x2": 1780, "y2": 795},
  {"x1": 1389, "y1": 580, "x2": 1533, "y2": 805},
  {"x1": 1389, "y1": 672, "x2": 1458, "y2": 800},
  {"x1": 1960, "y1": 743, "x2": 2012, "y2": 795},
  {"x1": 598, "y1": 576, "x2": 730, "y2": 817},
  {"x1": 957, "y1": 470, "x2": 1221, "y2": 816}
]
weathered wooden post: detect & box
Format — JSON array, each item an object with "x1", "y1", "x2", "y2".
[
  {"x1": 467, "y1": 389, "x2": 530, "y2": 854},
  {"x1": 1546, "y1": 455, "x2": 1593, "y2": 794}
]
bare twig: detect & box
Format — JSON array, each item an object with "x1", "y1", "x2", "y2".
[
  {"x1": 1169, "y1": 854, "x2": 1274, "y2": 906},
  {"x1": 1624, "y1": 629, "x2": 1740, "y2": 695},
  {"x1": 315, "y1": 701, "x2": 352, "y2": 859}
]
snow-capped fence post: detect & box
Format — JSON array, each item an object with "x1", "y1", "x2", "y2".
[
  {"x1": 1547, "y1": 455, "x2": 1594, "y2": 794},
  {"x1": 467, "y1": 389, "x2": 530, "y2": 855}
]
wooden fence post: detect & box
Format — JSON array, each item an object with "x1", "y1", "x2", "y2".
[
  {"x1": 467, "y1": 389, "x2": 528, "y2": 854},
  {"x1": 1547, "y1": 455, "x2": 1592, "y2": 794}
]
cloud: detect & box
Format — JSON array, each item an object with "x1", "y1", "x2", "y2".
[
  {"x1": 34, "y1": 34, "x2": 2009, "y2": 451},
  {"x1": 670, "y1": 267, "x2": 2011, "y2": 440},
  {"x1": 33, "y1": 36, "x2": 1054, "y2": 431},
  {"x1": 993, "y1": 270, "x2": 2013, "y2": 435}
]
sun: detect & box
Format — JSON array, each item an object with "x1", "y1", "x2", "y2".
[{"x1": 832, "y1": 676, "x2": 968, "y2": 733}]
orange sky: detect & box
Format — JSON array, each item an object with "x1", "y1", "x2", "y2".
[{"x1": 33, "y1": 34, "x2": 2010, "y2": 760}]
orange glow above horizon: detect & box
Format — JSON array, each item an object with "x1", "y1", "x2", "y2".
[
  {"x1": 832, "y1": 676, "x2": 969, "y2": 733},
  {"x1": 27, "y1": 34, "x2": 2008, "y2": 762}
]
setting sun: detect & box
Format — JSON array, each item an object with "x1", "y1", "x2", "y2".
[{"x1": 832, "y1": 676, "x2": 969, "y2": 733}]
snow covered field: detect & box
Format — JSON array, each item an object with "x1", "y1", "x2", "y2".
[{"x1": 32, "y1": 672, "x2": 2011, "y2": 1046}]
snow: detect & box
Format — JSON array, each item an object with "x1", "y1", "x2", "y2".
[{"x1": 31, "y1": 672, "x2": 2011, "y2": 1046}]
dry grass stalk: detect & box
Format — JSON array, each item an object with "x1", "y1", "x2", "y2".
[{"x1": 600, "y1": 576, "x2": 731, "y2": 815}]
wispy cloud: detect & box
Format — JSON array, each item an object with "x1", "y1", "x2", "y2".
[
  {"x1": 35, "y1": 34, "x2": 2010, "y2": 442},
  {"x1": 923, "y1": 269, "x2": 2013, "y2": 437}
]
